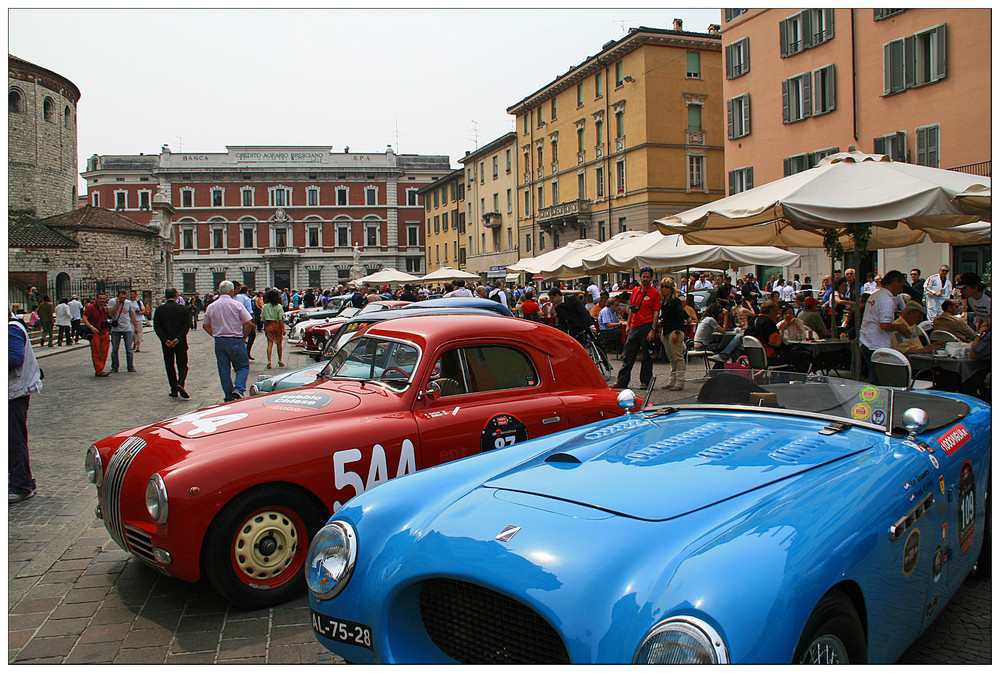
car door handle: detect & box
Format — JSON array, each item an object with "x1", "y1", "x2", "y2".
[{"x1": 542, "y1": 416, "x2": 561, "y2": 425}]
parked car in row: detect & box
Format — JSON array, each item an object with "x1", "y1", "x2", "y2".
[
  {"x1": 307, "y1": 370, "x2": 991, "y2": 664},
  {"x1": 86, "y1": 315, "x2": 630, "y2": 608},
  {"x1": 251, "y1": 299, "x2": 517, "y2": 396}
]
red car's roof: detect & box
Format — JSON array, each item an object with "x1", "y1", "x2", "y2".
[{"x1": 364, "y1": 314, "x2": 568, "y2": 357}]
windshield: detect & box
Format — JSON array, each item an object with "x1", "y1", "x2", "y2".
[
  {"x1": 668, "y1": 370, "x2": 969, "y2": 432},
  {"x1": 321, "y1": 335, "x2": 420, "y2": 388}
]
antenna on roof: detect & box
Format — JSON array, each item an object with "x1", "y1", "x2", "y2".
[
  {"x1": 395, "y1": 114, "x2": 399, "y2": 153},
  {"x1": 176, "y1": 136, "x2": 183, "y2": 152},
  {"x1": 613, "y1": 19, "x2": 631, "y2": 36},
  {"x1": 469, "y1": 120, "x2": 480, "y2": 150}
]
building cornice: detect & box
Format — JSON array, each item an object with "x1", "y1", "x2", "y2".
[{"x1": 506, "y1": 27, "x2": 721, "y2": 115}]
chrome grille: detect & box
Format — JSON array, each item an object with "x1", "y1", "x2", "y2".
[
  {"x1": 124, "y1": 524, "x2": 155, "y2": 563},
  {"x1": 100, "y1": 436, "x2": 146, "y2": 552},
  {"x1": 419, "y1": 578, "x2": 570, "y2": 664}
]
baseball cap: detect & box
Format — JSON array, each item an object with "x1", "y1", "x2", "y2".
[
  {"x1": 803, "y1": 296, "x2": 820, "y2": 309},
  {"x1": 955, "y1": 272, "x2": 981, "y2": 289},
  {"x1": 903, "y1": 300, "x2": 927, "y2": 316}
]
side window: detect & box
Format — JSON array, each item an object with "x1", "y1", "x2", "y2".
[
  {"x1": 432, "y1": 346, "x2": 538, "y2": 396},
  {"x1": 464, "y1": 346, "x2": 538, "y2": 393}
]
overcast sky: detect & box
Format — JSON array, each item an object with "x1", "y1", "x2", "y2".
[{"x1": 9, "y1": 7, "x2": 721, "y2": 190}]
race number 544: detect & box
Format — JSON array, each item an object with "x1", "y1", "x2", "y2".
[{"x1": 332, "y1": 439, "x2": 416, "y2": 511}]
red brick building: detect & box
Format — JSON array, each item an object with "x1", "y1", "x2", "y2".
[{"x1": 82, "y1": 145, "x2": 450, "y2": 294}]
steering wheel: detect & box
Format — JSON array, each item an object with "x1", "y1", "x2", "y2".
[{"x1": 380, "y1": 366, "x2": 409, "y2": 380}]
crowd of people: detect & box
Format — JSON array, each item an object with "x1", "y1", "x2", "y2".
[{"x1": 7, "y1": 266, "x2": 991, "y2": 504}]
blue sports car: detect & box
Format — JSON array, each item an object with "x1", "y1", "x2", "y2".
[{"x1": 306, "y1": 371, "x2": 990, "y2": 663}]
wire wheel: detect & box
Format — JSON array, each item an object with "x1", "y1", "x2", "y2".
[{"x1": 799, "y1": 635, "x2": 850, "y2": 664}]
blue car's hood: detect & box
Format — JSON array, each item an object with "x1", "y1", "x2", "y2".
[{"x1": 484, "y1": 413, "x2": 876, "y2": 521}]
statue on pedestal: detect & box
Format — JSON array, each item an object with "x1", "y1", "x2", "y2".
[{"x1": 349, "y1": 243, "x2": 365, "y2": 281}]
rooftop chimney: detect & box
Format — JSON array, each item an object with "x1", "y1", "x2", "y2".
[
  {"x1": 673, "y1": 18, "x2": 683, "y2": 31},
  {"x1": 708, "y1": 23, "x2": 721, "y2": 33}
]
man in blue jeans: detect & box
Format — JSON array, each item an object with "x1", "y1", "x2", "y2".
[
  {"x1": 107, "y1": 289, "x2": 140, "y2": 373},
  {"x1": 203, "y1": 280, "x2": 254, "y2": 401}
]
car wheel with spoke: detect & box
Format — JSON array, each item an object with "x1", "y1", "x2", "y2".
[
  {"x1": 204, "y1": 485, "x2": 325, "y2": 608},
  {"x1": 793, "y1": 589, "x2": 867, "y2": 664}
]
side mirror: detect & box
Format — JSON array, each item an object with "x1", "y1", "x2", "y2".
[
  {"x1": 617, "y1": 389, "x2": 637, "y2": 414},
  {"x1": 418, "y1": 381, "x2": 441, "y2": 401},
  {"x1": 902, "y1": 408, "x2": 929, "y2": 442}
]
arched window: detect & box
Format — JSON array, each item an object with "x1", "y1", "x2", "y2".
[
  {"x1": 43, "y1": 97, "x2": 55, "y2": 123},
  {"x1": 64, "y1": 106, "x2": 72, "y2": 128},
  {"x1": 8, "y1": 89, "x2": 23, "y2": 114}
]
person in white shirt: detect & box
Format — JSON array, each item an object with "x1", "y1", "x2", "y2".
[
  {"x1": 859, "y1": 270, "x2": 910, "y2": 384},
  {"x1": 488, "y1": 281, "x2": 509, "y2": 308},
  {"x1": 923, "y1": 265, "x2": 952, "y2": 320},
  {"x1": 780, "y1": 281, "x2": 796, "y2": 304},
  {"x1": 586, "y1": 282, "x2": 600, "y2": 304},
  {"x1": 693, "y1": 274, "x2": 711, "y2": 291},
  {"x1": 67, "y1": 295, "x2": 83, "y2": 343},
  {"x1": 54, "y1": 298, "x2": 73, "y2": 346},
  {"x1": 443, "y1": 279, "x2": 473, "y2": 298},
  {"x1": 862, "y1": 273, "x2": 879, "y2": 295}
]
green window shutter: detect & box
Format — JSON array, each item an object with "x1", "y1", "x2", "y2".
[
  {"x1": 916, "y1": 127, "x2": 927, "y2": 165},
  {"x1": 729, "y1": 170, "x2": 736, "y2": 195},
  {"x1": 746, "y1": 167, "x2": 753, "y2": 190},
  {"x1": 801, "y1": 74, "x2": 812, "y2": 117},
  {"x1": 781, "y1": 80, "x2": 790, "y2": 123},
  {"x1": 784, "y1": 157, "x2": 792, "y2": 176},
  {"x1": 744, "y1": 38, "x2": 751, "y2": 73},
  {"x1": 727, "y1": 98, "x2": 735, "y2": 139},
  {"x1": 935, "y1": 25, "x2": 947, "y2": 81},
  {"x1": 823, "y1": 8, "x2": 834, "y2": 41},
  {"x1": 873, "y1": 136, "x2": 886, "y2": 155},
  {"x1": 725, "y1": 43, "x2": 734, "y2": 79},
  {"x1": 927, "y1": 126, "x2": 939, "y2": 167},
  {"x1": 779, "y1": 19, "x2": 790, "y2": 57},
  {"x1": 743, "y1": 94, "x2": 751, "y2": 135},
  {"x1": 800, "y1": 10, "x2": 813, "y2": 49},
  {"x1": 903, "y1": 35, "x2": 917, "y2": 89}
]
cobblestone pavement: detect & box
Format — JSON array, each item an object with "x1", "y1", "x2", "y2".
[{"x1": 8, "y1": 326, "x2": 991, "y2": 663}]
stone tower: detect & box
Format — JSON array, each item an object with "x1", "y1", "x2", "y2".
[{"x1": 8, "y1": 54, "x2": 81, "y2": 218}]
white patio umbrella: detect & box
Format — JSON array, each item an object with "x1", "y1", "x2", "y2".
[
  {"x1": 577, "y1": 231, "x2": 799, "y2": 274},
  {"x1": 540, "y1": 231, "x2": 646, "y2": 279},
  {"x1": 655, "y1": 149, "x2": 990, "y2": 245},
  {"x1": 507, "y1": 238, "x2": 600, "y2": 275},
  {"x1": 655, "y1": 149, "x2": 991, "y2": 352},
  {"x1": 420, "y1": 266, "x2": 481, "y2": 282},
  {"x1": 356, "y1": 267, "x2": 422, "y2": 284}
]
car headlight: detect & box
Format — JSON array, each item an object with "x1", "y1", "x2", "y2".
[
  {"x1": 85, "y1": 445, "x2": 103, "y2": 486},
  {"x1": 306, "y1": 521, "x2": 357, "y2": 600},
  {"x1": 145, "y1": 474, "x2": 169, "y2": 524},
  {"x1": 634, "y1": 617, "x2": 729, "y2": 664}
]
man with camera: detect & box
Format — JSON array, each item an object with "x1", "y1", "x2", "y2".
[
  {"x1": 613, "y1": 267, "x2": 661, "y2": 390},
  {"x1": 81, "y1": 293, "x2": 113, "y2": 376}
]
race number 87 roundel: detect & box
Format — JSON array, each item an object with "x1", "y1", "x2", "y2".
[
  {"x1": 481, "y1": 414, "x2": 528, "y2": 453},
  {"x1": 958, "y1": 460, "x2": 976, "y2": 554}
]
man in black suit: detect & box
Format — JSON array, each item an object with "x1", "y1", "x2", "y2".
[{"x1": 153, "y1": 288, "x2": 191, "y2": 398}]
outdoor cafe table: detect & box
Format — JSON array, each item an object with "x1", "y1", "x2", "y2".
[
  {"x1": 907, "y1": 352, "x2": 987, "y2": 385},
  {"x1": 786, "y1": 338, "x2": 853, "y2": 375}
]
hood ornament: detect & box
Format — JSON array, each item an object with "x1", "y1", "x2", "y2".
[{"x1": 495, "y1": 525, "x2": 521, "y2": 542}]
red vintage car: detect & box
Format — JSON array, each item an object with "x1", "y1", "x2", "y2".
[
  {"x1": 297, "y1": 300, "x2": 410, "y2": 352},
  {"x1": 86, "y1": 314, "x2": 630, "y2": 608}
]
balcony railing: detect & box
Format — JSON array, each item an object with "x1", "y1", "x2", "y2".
[
  {"x1": 537, "y1": 199, "x2": 591, "y2": 224},
  {"x1": 264, "y1": 246, "x2": 300, "y2": 257},
  {"x1": 948, "y1": 161, "x2": 991, "y2": 178},
  {"x1": 483, "y1": 212, "x2": 503, "y2": 228}
]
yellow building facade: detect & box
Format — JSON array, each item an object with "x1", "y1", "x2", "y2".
[
  {"x1": 459, "y1": 132, "x2": 520, "y2": 280},
  {"x1": 418, "y1": 168, "x2": 464, "y2": 274},
  {"x1": 506, "y1": 23, "x2": 724, "y2": 263}
]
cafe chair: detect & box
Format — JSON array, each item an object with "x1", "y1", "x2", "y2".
[
  {"x1": 929, "y1": 330, "x2": 959, "y2": 343},
  {"x1": 870, "y1": 348, "x2": 934, "y2": 390},
  {"x1": 742, "y1": 335, "x2": 792, "y2": 373}
]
